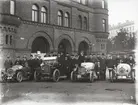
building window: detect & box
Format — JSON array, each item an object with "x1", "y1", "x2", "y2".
[
  {"x1": 101, "y1": 44, "x2": 105, "y2": 50},
  {"x1": 58, "y1": 10, "x2": 63, "y2": 26},
  {"x1": 102, "y1": 0, "x2": 105, "y2": 9},
  {"x1": 10, "y1": 0, "x2": 15, "y2": 15},
  {"x1": 84, "y1": 17, "x2": 87, "y2": 30},
  {"x1": 10, "y1": 35, "x2": 12, "y2": 45},
  {"x1": 32, "y1": 4, "x2": 39, "y2": 22},
  {"x1": 81, "y1": 0, "x2": 87, "y2": 5},
  {"x1": 6, "y1": 35, "x2": 9, "y2": 44},
  {"x1": 64, "y1": 12, "x2": 70, "y2": 27},
  {"x1": 102, "y1": 19, "x2": 106, "y2": 32},
  {"x1": 41, "y1": 6, "x2": 47, "y2": 23},
  {"x1": 78, "y1": 15, "x2": 82, "y2": 29},
  {"x1": 76, "y1": 0, "x2": 81, "y2": 3}
]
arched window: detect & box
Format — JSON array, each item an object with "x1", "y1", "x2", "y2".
[
  {"x1": 10, "y1": 35, "x2": 12, "y2": 45},
  {"x1": 6, "y1": 35, "x2": 8, "y2": 44},
  {"x1": 78, "y1": 15, "x2": 82, "y2": 29},
  {"x1": 41, "y1": 6, "x2": 47, "y2": 23},
  {"x1": 84, "y1": 17, "x2": 87, "y2": 30},
  {"x1": 64, "y1": 12, "x2": 70, "y2": 27},
  {"x1": 102, "y1": 19, "x2": 106, "y2": 32},
  {"x1": 82, "y1": 0, "x2": 87, "y2": 5},
  {"x1": 32, "y1": 4, "x2": 39, "y2": 22},
  {"x1": 102, "y1": 0, "x2": 105, "y2": 8},
  {"x1": 57, "y1": 10, "x2": 63, "y2": 26},
  {"x1": 10, "y1": 0, "x2": 15, "y2": 15}
]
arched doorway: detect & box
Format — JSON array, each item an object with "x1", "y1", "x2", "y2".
[
  {"x1": 31, "y1": 36, "x2": 50, "y2": 53},
  {"x1": 78, "y1": 41, "x2": 89, "y2": 55},
  {"x1": 58, "y1": 39, "x2": 72, "y2": 54}
]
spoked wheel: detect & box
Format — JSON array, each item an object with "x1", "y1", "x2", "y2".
[
  {"x1": 89, "y1": 72, "x2": 94, "y2": 83},
  {"x1": 16, "y1": 71, "x2": 23, "y2": 82},
  {"x1": 53, "y1": 69, "x2": 60, "y2": 82},
  {"x1": 109, "y1": 71, "x2": 114, "y2": 82},
  {"x1": 71, "y1": 71, "x2": 77, "y2": 82},
  {"x1": 131, "y1": 71, "x2": 135, "y2": 83},
  {"x1": 34, "y1": 71, "x2": 41, "y2": 82},
  {"x1": 2, "y1": 74, "x2": 7, "y2": 83}
]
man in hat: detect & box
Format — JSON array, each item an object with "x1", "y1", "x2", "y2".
[
  {"x1": 122, "y1": 54, "x2": 128, "y2": 63},
  {"x1": 4, "y1": 56, "x2": 13, "y2": 71},
  {"x1": 14, "y1": 56, "x2": 22, "y2": 65},
  {"x1": 78, "y1": 51, "x2": 85, "y2": 66},
  {"x1": 99, "y1": 53, "x2": 107, "y2": 80},
  {"x1": 27, "y1": 55, "x2": 34, "y2": 80},
  {"x1": 127, "y1": 55, "x2": 135, "y2": 68}
]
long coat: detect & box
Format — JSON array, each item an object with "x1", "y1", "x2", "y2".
[
  {"x1": 4, "y1": 60, "x2": 13, "y2": 70},
  {"x1": 99, "y1": 57, "x2": 106, "y2": 70}
]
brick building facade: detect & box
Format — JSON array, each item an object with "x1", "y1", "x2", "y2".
[{"x1": 0, "y1": 0, "x2": 108, "y2": 63}]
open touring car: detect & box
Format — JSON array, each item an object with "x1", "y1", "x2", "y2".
[
  {"x1": 34, "y1": 56, "x2": 70, "y2": 82},
  {"x1": 70, "y1": 62, "x2": 97, "y2": 82},
  {"x1": 109, "y1": 63, "x2": 135, "y2": 83}
]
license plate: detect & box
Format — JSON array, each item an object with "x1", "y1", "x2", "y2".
[
  {"x1": 77, "y1": 75, "x2": 81, "y2": 78},
  {"x1": 118, "y1": 76, "x2": 126, "y2": 79}
]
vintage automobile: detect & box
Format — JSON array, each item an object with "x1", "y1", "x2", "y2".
[
  {"x1": 109, "y1": 63, "x2": 135, "y2": 82},
  {"x1": 34, "y1": 56, "x2": 70, "y2": 82},
  {"x1": 1, "y1": 64, "x2": 32, "y2": 82},
  {"x1": 70, "y1": 62, "x2": 96, "y2": 82}
]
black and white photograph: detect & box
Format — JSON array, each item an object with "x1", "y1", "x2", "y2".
[{"x1": 0, "y1": 0, "x2": 137, "y2": 105}]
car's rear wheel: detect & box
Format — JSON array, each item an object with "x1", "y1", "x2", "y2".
[
  {"x1": 53, "y1": 69, "x2": 60, "y2": 82},
  {"x1": 89, "y1": 72, "x2": 94, "y2": 83},
  {"x1": 34, "y1": 71, "x2": 41, "y2": 81},
  {"x1": 16, "y1": 71, "x2": 23, "y2": 82},
  {"x1": 71, "y1": 71, "x2": 77, "y2": 82}
]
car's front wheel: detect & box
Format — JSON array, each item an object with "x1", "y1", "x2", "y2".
[
  {"x1": 131, "y1": 70, "x2": 135, "y2": 83},
  {"x1": 70, "y1": 71, "x2": 77, "y2": 82},
  {"x1": 34, "y1": 71, "x2": 41, "y2": 81},
  {"x1": 109, "y1": 71, "x2": 114, "y2": 82},
  {"x1": 89, "y1": 72, "x2": 94, "y2": 83},
  {"x1": 53, "y1": 69, "x2": 60, "y2": 82},
  {"x1": 2, "y1": 74, "x2": 7, "y2": 82},
  {"x1": 16, "y1": 71, "x2": 23, "y2": 82}
]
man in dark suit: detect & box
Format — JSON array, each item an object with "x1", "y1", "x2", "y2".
[
  {"x1": 27, "y1": 55, "x2": 34, "y2": 80},
  {"x1": 4, "y1": 56, "x2": 13, "y2": 71},
  {"x1": 78, "y1": 51, "x2": 85, "y2": 66},
  {"x1": 122, "y1": 54, "x2": 128, "y2": 63},
  {"x1": 99, "y1": 53, "x2": 107, "y2": 80},
  {"x1": 14, "y1": 56, "x2": 22, "y2": 65}
]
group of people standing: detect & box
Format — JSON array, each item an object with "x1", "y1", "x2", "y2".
[
  {"x1": 57, "y1": 51, "x2": 135, "y2": 80},
  {"x1": 4, "y1": 51, "x2": 135, "y2": 80}
]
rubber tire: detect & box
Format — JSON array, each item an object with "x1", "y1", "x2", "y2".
[
  {"x1": 16, "y1": 71, "x2": 23, "y2": 82},
  {"x1": 53, "y1": 69, "x2": 60, "y2": 82},
  {"x1": 2, "y1": 74, "x2": 7, "y2": 82},
  {"x1": 131, "y1": 71, "x2": 135, "y2": 83},
  {"x1": 34, "y1": 71, "x2": 41, "y2": 82},
  {"x1": 71, "y1": 71, "x2": 77, "y2": 82},
  {"x1": 89, "y1": 72, "x2": 94, "y2": 83},
  {"x1": 109, "y1": 71, "x2": 114, "y2": 82}
]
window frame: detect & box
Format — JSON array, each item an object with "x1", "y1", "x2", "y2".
[
  {"x1": 102, "y1": 0, "x2": 105, "y2": 9},
  {"x1": 41, "y1": 6, "x2": 47, "y2": 23},
  {"x1": 6, "y1": 35, "x2": 9, "y2": 45},
  {"x1": 78, "y1": 15, "x2": 82, "y2": 29},
  {"x1": 10, "y1": 0, "x2": 15, "y2": 15},
  {"x1": 57, "y1": 10, "x2": 63, "y2": 26},
  {"x1": 32, "y1": 4, "x2": 39, "y2": 22},
  {"x1": 84, "y1": 17, "x2": 87, "y2": 30},
  {"x1": 102, "y1": 19, "x2": 106, "y2": 32},
  {"x1": 64, "y1": 12, "x2": 70, "y2": 27}
]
